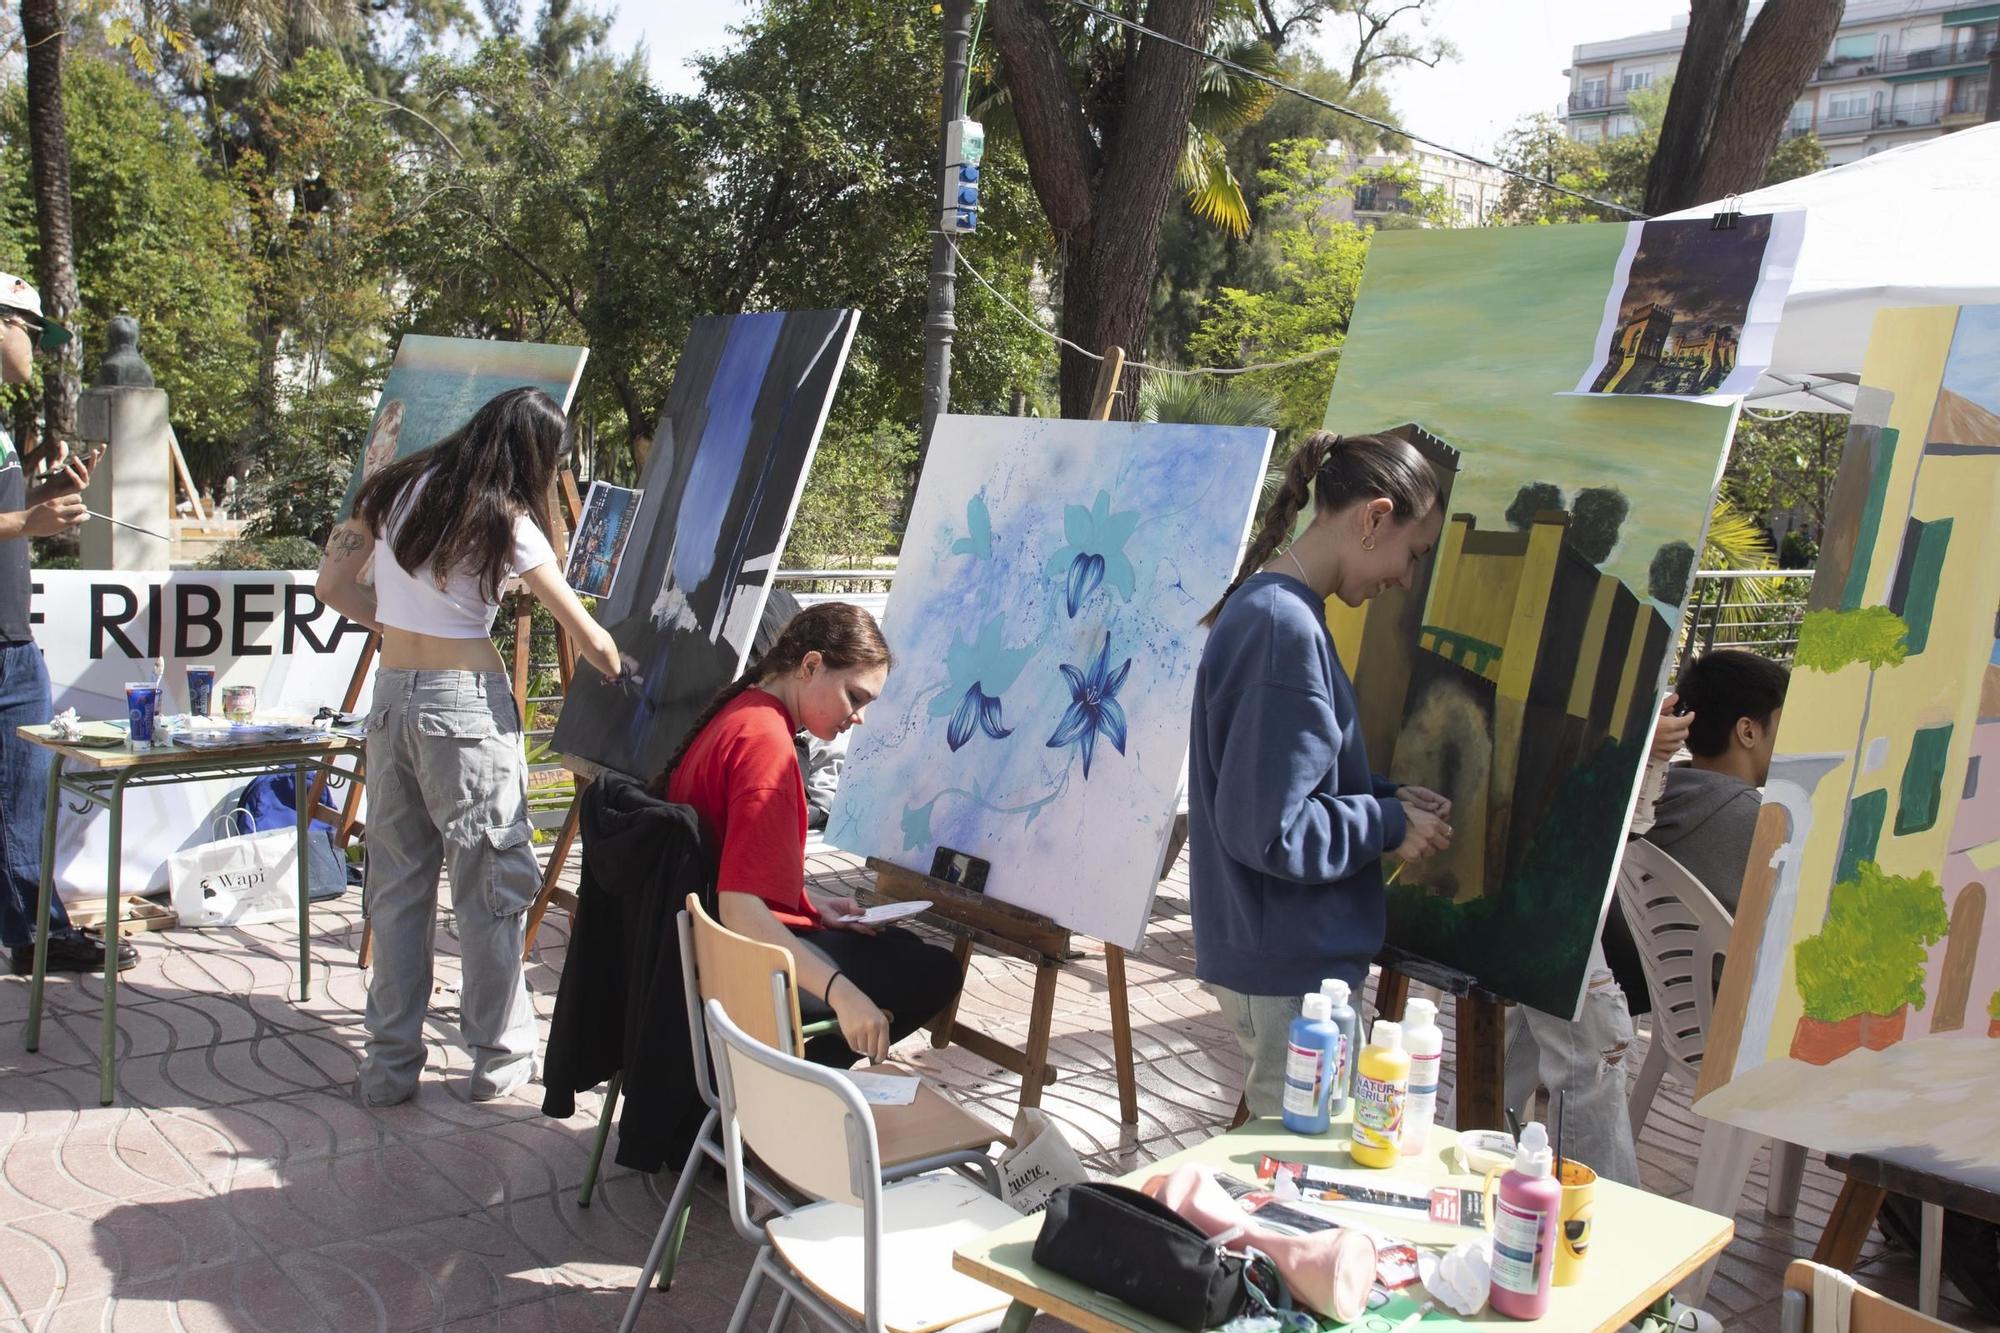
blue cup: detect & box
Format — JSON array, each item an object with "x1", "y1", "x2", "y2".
[
  {"x1": 125, "y1": 683, "x2": 161, "y2": 747},
  {"x1": 186, "y1": 664, "x2": 216, "y2": 717}
]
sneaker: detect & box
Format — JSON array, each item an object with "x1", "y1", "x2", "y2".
[{"x1": 10, "y1": 927, "x2": 139, "y2": 975}]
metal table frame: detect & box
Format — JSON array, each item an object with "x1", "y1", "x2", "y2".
[{"x1": 17, "y1": 729, "x2": 363, "y2": 1104}]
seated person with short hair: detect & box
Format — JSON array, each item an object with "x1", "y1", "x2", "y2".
[{"x1": 1644, "y1": 648, "x2": 1791, "y2": 912}]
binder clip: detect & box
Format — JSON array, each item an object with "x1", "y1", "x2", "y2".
[{"x1": 1710, "y1": 193, "x2": 1741, "y2": 231}]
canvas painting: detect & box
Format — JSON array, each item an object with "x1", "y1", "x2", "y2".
[
  {"x1": 1694, "y1": 305, "x2": 2000, "y2": 1191},
  {"x1": 552, "y1": 310, "x2": 858, "y2": 779},
  {"x1": 1575, "y1": 212, "x2": 1803, "y2": 399},
  {"x1": 565, "y1": 482, "x2": 643, "y2": 598},
  {"x1": 1324, "y1": 225, "x2": 1743, "y2": 1018},
  {"x1": 826, "y1": 415, "x2": 1273, "y2": 949},
  {"x1": 337, "y1": 335, "x2": 589, "y2": 519}
]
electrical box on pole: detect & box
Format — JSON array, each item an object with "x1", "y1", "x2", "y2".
[{"x1": 940, "y1": 118, "x2": 984, "y2": 233}]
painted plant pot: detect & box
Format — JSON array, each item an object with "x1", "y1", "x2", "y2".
[
  {"x1": 1791, "y1": 1013, "x2": 1863, "y2": 1065},
  {"x1": 1859, "y1": 1006, "x2": 1908, "y2": 1050},
  {"x1": 1988, "y1": 1019, "x2": 2000, "y2": 1038}
]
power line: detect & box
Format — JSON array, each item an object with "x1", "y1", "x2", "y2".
[{"x1": 1049, "y1": 0, "x2": 1649, "y2": 220}]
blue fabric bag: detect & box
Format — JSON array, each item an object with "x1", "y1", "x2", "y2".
[{"x1": 234, "y1": 774, "x2": 351, "y2": 900}]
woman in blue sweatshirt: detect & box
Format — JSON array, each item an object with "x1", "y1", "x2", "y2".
[{"x1": 1190, "y1": 430, "x2": 1455, "y2": 1118}]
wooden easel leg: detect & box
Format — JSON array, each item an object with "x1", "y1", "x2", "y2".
[
  {"x1": 1456, "y1": 993, "x2": 1508, "y2": 1130},
  {"x1": 522, "y1": 786, "x2": 587, "y2": 960},
  {"x1": 510, "y1": 599, "x2": 534, "y2": 726},
  {"x1": 358, "y1": 921, "x2": 373, "y2": 969},
  {"x1": 1812, "y1": 1176, "x2": 1888, "y2": 1269},
  {"x1": 1373, "y1": 965, "x2": 1411, "y2": 1025},
  {"x1": 929, "y1": 937, "x2": 976, "y2": 1049},
  {"x1": 1017, "y1": 961, "x2": 1061, "y2": 1112},
  {"x1": 1105, "y1": 943, "x2": 1138, "y2": 1128}
]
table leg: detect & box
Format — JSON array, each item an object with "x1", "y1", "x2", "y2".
[
  {"x1": 24, "y1": 758, "x2": 62, "y2": 1052},
  {"x1": 295, "y1": 761, "x2": 312, "y2": 1002},
  {"x1": 101, "y1": 773, "x2": 133, "y2": 1105},
  {"x1": 998, "y1": 1299, "x2": 1036, "y2": 1333},
  {"x1": 1812, "y1": 1176, "x2": 1888, "y2": 1269}
]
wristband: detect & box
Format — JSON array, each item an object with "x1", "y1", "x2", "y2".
[{"x1": 825, "y1": 969, "x2": 846, "y2": 1006}]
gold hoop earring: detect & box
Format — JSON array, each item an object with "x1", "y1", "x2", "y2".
[{"x1": 1360, "y1": 535, "x2": 1377, "y2": 552}]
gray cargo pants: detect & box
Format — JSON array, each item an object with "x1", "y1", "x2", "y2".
[{"x1": 359, "y1": 669, "x2": 540, "y2": 1105}]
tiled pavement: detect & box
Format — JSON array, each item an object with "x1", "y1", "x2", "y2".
[{"x1": 2, "y1": 846, "x2": 1993, "y2": 1332}]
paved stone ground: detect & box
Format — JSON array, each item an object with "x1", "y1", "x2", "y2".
[{"x1": 1, "y1": 846, "x2": 1992, "y2": 1332}]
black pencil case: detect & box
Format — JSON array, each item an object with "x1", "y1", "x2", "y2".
[{"x1": 1030, "y1": 1181, "x2": 1249, "y2": 1330}]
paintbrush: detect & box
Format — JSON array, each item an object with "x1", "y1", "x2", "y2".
[
  {"x1": 84, "y1": 509, "x2": 172, "y2": 542},
  {"x1": 1385, "y1": 859, "x2": 1405, "y2": 885}
]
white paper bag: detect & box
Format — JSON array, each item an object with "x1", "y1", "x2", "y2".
[
  {"x1": 167, "y1": 809, "x2": 300, "y2": 927},
  {"x1": 997, "y1": 1107, "x2": 1089, "y2": 1215}
]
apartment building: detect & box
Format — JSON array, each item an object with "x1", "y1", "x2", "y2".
[
  {"x1": 1318, "y1": 143, "x2": 1509, "y2": 228},
  {"x1": 1563, "y1": 1, "x2": 1996, "y2": 165}
]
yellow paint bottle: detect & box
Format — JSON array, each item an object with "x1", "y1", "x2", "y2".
[{"x1": 1350, "y1": 1020, "x2": 1410, "y2": 1169}]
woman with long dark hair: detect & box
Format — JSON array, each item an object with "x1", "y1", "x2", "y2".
[
  {"x1": 318, "y1": 386, "x2": 627, "y2": 1105},
  {"x1": 656, "y1": 600, "x2": 961, "y2": 1067},
  {"x1": 1189, "y1": 430, "x2": 1455, "y2": 1118}
]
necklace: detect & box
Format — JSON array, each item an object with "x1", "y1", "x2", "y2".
[{"x1": 1285, "y1": 547, "x2": 1313, "y2": 590}]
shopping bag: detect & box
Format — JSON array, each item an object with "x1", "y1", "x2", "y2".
[
  {"x1": 167, "y1": 808, "x2": 300, "y2": 928},
  {"x1": 998, "y1": 1106, "x2": 1090, "y2": 1215}
]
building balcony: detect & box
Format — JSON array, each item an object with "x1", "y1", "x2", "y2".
[
  {"x1": 1816, "y1": 101, "x2": 1947, "y2": 137},
  {"x1": 1566, "y1": 88, "x2": 1628, "y2": 113},
  {"x1": 1881, "y1": 33, "x2": 1996, "y2": 74}
]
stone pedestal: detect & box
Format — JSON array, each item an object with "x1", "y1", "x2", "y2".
[{"x1": 77, "y1": 386, "x2": 171, "y2": 571}]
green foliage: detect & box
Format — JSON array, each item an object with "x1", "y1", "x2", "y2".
[
  {"x1": 1724, "y1": 410, "x2": 1846, "y2": 568},
  {"x1": 1649, "y1": 541, "x2": 1695, "y2": 605},
  {"x1": 198, "y1": 535, "x2": 328, "y2": 571},
  {"x1": 1135, "y1": 375, "x2": 1281, "y2": 429},
  {"x1": 1764, "y1": 132, "x2": 1828, "y2": 186},
  {"x1": 1568, "y1": 486, "x2": 1629, "y2": 565},
  {"x1": 1795, "y1": 606, "x2": 1911, "y2": 673},
  {"x1": 1989, "y1": 989, "x2": 2000, "y2": 1021},
  {"x1": 783, "y1": 419, "x2": 917, "y2": 570},
  {"x1": 1505, "y1": 482, "x2": 1565, "y2": 529},
  {"x1": 1184, "y1": 138, "x2": 1374, "y2": 438},
  {"x1": 1794, "y1": 862, "x2": 1950, "y2": 1023}
]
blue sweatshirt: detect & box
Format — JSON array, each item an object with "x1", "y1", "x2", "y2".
[{"x1": 1189, "y1": 572, "x2": 1407, "y2": 998}]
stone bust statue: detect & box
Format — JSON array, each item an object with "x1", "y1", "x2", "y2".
[{"x1": 93, "y1": 314, "x2": 155, "y2": 388}]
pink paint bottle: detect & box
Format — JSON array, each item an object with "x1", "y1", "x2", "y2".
[{"x1": 1489, "y1": 1121, "x2": 1560, "y2": 1319}]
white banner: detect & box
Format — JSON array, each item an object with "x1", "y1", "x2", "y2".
[{"x1": 33, "y1": 571, "x2": 374, "y2": 898}]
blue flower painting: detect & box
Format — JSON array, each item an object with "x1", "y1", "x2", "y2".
[{"x1": 827, "y1": 415, "x2": 1272, "y2": 948}]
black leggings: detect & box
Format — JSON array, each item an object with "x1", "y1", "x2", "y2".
[{"x1": 790, "y1": 925, "x2": 964, "y2": 1067}]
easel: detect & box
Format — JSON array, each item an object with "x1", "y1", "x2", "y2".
[
  {"x1": 320, "y1": 465, "x2": 587, "y2": 967},
  {"x1": 1369, "y1": 945, "x2": 1511, "y2": 1131}
]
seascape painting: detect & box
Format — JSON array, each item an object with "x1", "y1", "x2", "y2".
[
  {"x1": 337, "y1": 335, "x2": 589, "y2": 519},
  {"x1": 1324, "y1": 224, "x2": 1746, "y2": 1018},
  {"x1": 565, "y1": 482, "x2": 643, "y2": 598},
  {"x1": 1695, "y1": 305, "x2": 2000, "y2": 1192},
  {"x1": 551, "y1": 310, "x2": 858, "y2": 779},
  {"x1": 827, "y1": 415, "x2": 1272, "y2": 949}
]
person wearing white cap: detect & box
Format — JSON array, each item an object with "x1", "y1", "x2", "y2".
[{"x1": 0, "y1": 270, "x2": 134, "y2": 975}]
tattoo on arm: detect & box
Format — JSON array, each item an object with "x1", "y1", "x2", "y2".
[{"x1": 330, "y1": 529, "x2": 367, "y2": 558}]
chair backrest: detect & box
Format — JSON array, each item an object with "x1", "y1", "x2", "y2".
[
  {"x1": 1781, "y1": 1261, "x2": 1959, "y2": 1332},
  {"x1": 685, "y1": 893, "x2": 806, "y2": 1056},
  {"x1": 1615, "y1": 838, "x2": 1734, "y2": 1080}
]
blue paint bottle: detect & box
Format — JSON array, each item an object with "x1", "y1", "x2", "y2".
[
  {"x1": 1317, "y1": 978, "x2": 1360, "y2": 1117},
  {"x1": 1281, "y1": 992, "x2": 1339, "y2": 1134}
]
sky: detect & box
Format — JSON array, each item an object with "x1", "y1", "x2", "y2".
[{"x1": 612, "y1": 0, "x2": 1693, "y2": 159}]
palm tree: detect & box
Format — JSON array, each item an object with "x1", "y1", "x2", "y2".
[{"x1": 20, "y1": 0, "x2": 81, "y2": 458}]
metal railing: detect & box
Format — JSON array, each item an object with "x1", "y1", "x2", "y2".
[
  {"x1": 1812, "y1": 34, "x2": 1994, "y2": 83},
  {"x1": 1675, "y1": 569, "x2": 1817, "y2": 676},
  {"x1": 1567, "y1": 88, "x2": 1626, "y2": 113}
]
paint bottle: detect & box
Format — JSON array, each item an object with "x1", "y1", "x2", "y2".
[
  {"x1": 1349, "y1": 1020, "x2": 1409, "y2": 1169},
  {"x1": 1489, "y1": 1121, "x2": 1561, "y2": 1320},
  {"x1": 1317, "y1": 978, "x2": 1360, "y2": 1117},
  {"x1": 1281, "y1": 993, "x2": 1339, "y2": 1135},
  {"x1": 1400, "y1": 997, "x2": 1443, "y2": 1156}
]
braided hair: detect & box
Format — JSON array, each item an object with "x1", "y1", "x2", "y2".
[
  {"x1": 1201, "y1": 430, "x2": 1440, "y2": 627},
  {"x1": 649, "y1": 600, "x2": 893, "y2": 796}
]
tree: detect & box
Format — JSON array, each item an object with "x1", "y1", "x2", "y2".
[
  {"x1": 1649, "y1": 540, "x2": 1695, "y2": 605},
  {"x1": 1644, "y1": 0, "x2": 1844, "y2": 213},
  {"x1": 19, "y1": 0, "x2": 83, "y2": 457},
  {"x1": 1504, "y1": 481, "x2": 1564, "y2": 529},
  {"x1": 1246, "y1": 0, "x2": 1451, "y2": 71},
  {"x1": 987, "y1": 0, "x2": 1220, "y2": 416},
  {"x1": 1723, "y1": 407, "x2": 1844, "y2": 566},
  {"x1": 1569, "y1": 486, "x2": 1629, "y2": 565}
]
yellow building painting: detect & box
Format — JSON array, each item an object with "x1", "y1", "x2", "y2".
[{"x1": 1696, "y1": 305, "x2": 2000, "y2": 1190}]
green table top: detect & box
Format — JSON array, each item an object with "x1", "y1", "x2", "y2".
[{"x1": 953, "y1": 1117, "x2": 1733, "y2": 1332}]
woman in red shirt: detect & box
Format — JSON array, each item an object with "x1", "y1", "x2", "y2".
[{"x1": 660, "y1": 601, "x2": 961, "y2": 1065}]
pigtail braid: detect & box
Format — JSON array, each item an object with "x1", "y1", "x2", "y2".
[{"x1": 1200, "y1": 431, "x2": 1340, "y2": 627}]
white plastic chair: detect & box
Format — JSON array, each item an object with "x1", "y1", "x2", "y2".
[
  {"x1": 1617, "y1": 838, "x2": 1808, "y2": 1306},
  {"x1": 701, "y1": 998, "x2": 1020, "y2": 1333}
]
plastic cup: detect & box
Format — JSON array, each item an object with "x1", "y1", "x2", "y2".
[
  {"x1": 221, "y1": 684, "x2": 257, "y2": 723},
  {"x1": 186, "y1": 664, "x2": 216, "y2": 717},
  {"x1": 124, "y1": 683, "x2": 161, "y2": 748}
]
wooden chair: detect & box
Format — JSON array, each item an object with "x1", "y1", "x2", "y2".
[
  {"x1": 1814, "y1": 1150, "x2": 2000, "y2": 1320},
  {"x1": 1780, "y1": 1261, "x2": 1959, "y2": 1332},
  {"x1": 1616, "y1": 839, "x2": 1807, "y2": 1306},
  {"x1": 698, "y1": 998, "x2": 1017, "y2": 1333},
  {"x1": 614, "y1": 895, "x2": 1006, "y2": 1327}
]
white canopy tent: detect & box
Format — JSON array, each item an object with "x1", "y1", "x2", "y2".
[{"x1": 1662, "y1": 121, "x2": 2000, "y2": 412}]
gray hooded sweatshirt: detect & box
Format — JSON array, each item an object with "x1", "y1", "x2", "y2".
[{"x1": 1642, "y1": 765, "x2": 1762, "y2": 914}]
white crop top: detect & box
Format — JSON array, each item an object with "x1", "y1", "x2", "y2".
[{"x1": 371, "y1": 480, "x2": 557, "y2": 638}]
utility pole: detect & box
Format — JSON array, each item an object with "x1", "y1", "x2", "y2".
[{"x1": 919, "y1": 0, "x2": 977, "y2": 466}]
